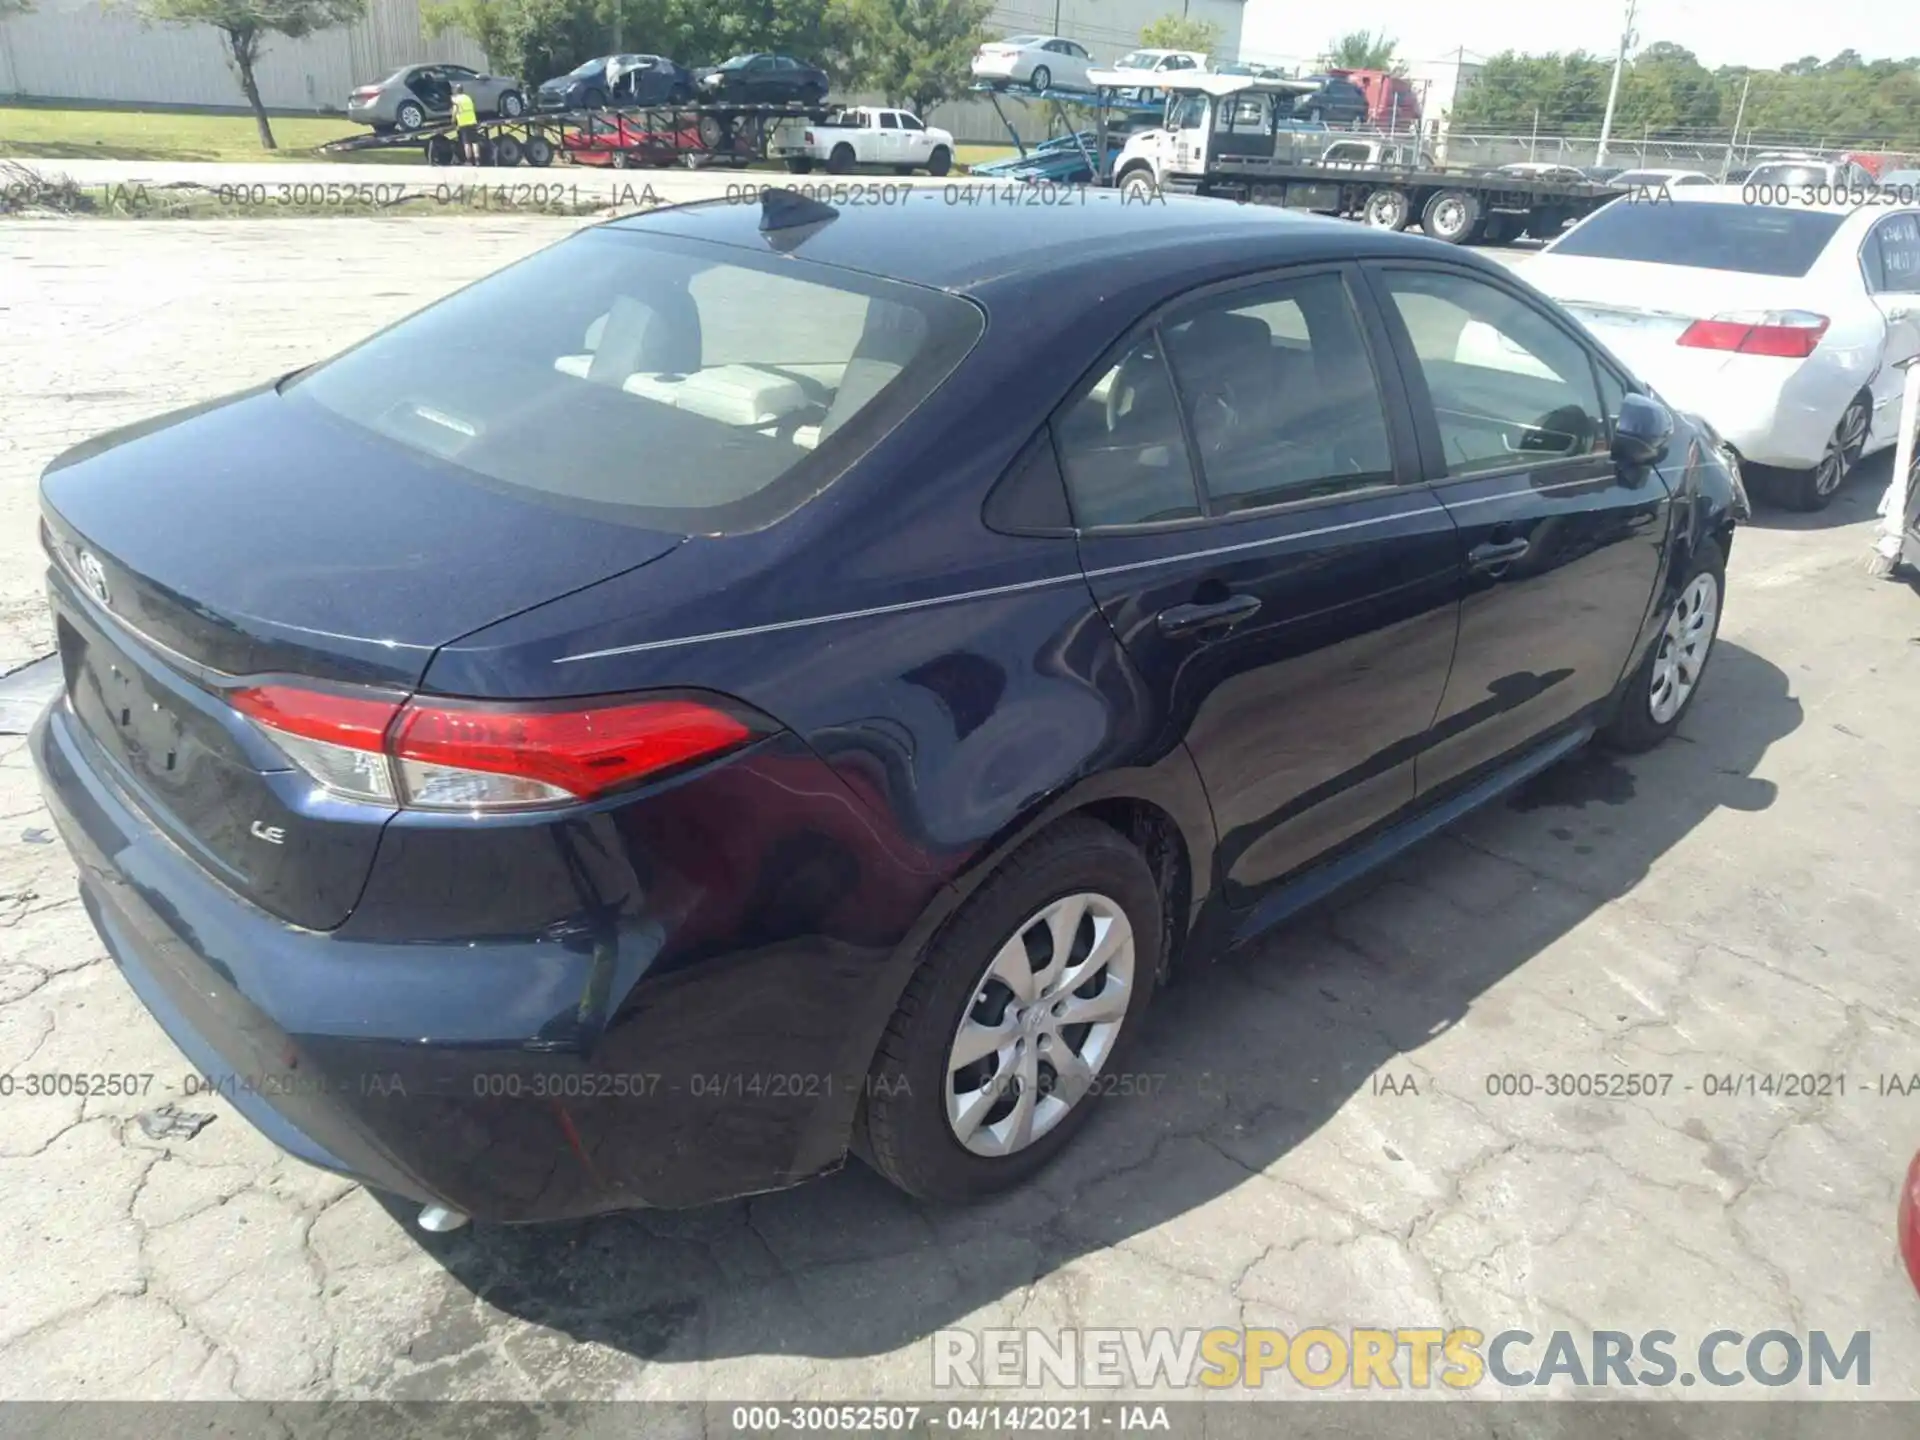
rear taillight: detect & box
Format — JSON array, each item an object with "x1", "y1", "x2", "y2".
[
  {"x1": 352, "y1": 86, "x2": 381, "y2": 99},
  {"x1": 229, "y1": 683, "x2": 762, "y2": 813},
  {"x1": 1677, "y1": 310, "x2": 1829, "y2": 358},
  {"x1": 803, "y1": 130, "x2": 815, "y2": 143}
]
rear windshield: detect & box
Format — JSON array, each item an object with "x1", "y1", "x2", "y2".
[
  {"x1": 1744, "y1": 163, "x2": 1834, "y2": 188},
  {"x1": 1549, "y1": 200, "x2": 1845, "y2": 276},
  {"x1": 286, "y1": 227, "x2": 984, "y2": 532}
]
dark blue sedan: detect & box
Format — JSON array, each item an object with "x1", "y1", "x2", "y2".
[{"x1": 31, "y1": 189, "x2": 1746, "y2": 1227}]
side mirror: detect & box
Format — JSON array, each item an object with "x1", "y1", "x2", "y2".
[{"x1": 1612, "y1": 392, "x2": 1673, "y2": 468}]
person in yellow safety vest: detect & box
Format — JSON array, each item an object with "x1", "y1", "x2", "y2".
[{"x1": 451, "y1": 84, "x2": 481, "y2": 165}]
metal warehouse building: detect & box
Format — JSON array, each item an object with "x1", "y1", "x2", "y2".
[{"x1": 0, "y1": 0, "x2": 1242, "y2": 134}]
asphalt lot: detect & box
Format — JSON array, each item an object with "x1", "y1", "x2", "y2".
[{"x1": 3, "y1": 216, "x2": 1920, "y2": 1403}]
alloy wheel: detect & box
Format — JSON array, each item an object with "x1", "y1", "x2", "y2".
[
  {"x1": 1648, "y1": 572, "x2": 1719, "y2": 724},
  {"x1": 1815, "y1": 400, "x2": 1870, "y2": 497},
  {"x1": 945, "y1": 892, "x2": 1135, "y2": 1158}
]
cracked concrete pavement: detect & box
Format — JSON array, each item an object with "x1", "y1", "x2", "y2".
[{"x1": 2, "y1": 218, "x2": 1919, "y2": 1403}]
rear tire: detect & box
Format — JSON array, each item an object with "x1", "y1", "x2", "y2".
[
  {"x1": 1421, "y1": 188, "x2": 1481, "y2": 243},
  {"x1": 1773, "y1": 395, "x2": 1870, "y2": 511},
  {"x1": 860, "y1": 818, "x2": 1162, "y2": 1204},
  {"x1": 785, "y1": 156, "x2": 815, "y2": 174},
  {"x1": 396, "y1": 101, "x2": 427, "y2": 132},
  {"x1": 522, "y1": 135, "x2": 554, "y2": 168},
  {"x1": 1602, "y1": 538, "x2": 1725, "y2": 753},
  {"x1": 490, "y1": 135, "x2": 522, "y2": 167},
  {"x1": 1030, "y1": 65, "x2": 1052, "y2": 92},
  {"x1": 827, "y1": 142, "x2": 856, "y2": 175}
]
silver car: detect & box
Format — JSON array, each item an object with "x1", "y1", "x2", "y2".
[{"x1": 346, "y1": 64, "x2": 526, "y2": 132}]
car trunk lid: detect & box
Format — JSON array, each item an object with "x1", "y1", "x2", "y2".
[
  {"x1": 1528, "y1": 254, "x2": 1818, "y2": 376},
  {"x1": 40, "y1": 385, "x2": 681, "y2": 929}
]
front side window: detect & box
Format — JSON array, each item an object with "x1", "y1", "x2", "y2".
[
  {"x1": 899, "y1": 113, "x2": 924, "y2": 131},
  {"x1": 286, "y1": 228, "x2": 984, "y2": 532},
  {"x1": 1379, "y1": 268, "x2": 1607, "y2": 476},
  {"x1": 1161, "y1": 274, "x2": 1394, "y2": 511},
  {"x1": 1054, "y1": 337, "x2": 1201, "y2": 527}
]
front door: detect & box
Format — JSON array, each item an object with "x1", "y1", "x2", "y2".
[
  {"x1": 1365, "y1": 262, "x2": 1671, "y2": 793},
  {"x1": 1061, "y1": 266, "x2": 1463, "y2": 909}
]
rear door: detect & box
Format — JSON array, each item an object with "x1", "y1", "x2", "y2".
[
  {"x1": 1860, "y1": 211, "x2": 1920, "y2": 445},
  {"x1": 1062, "y1": 265, "x2": 1463, "y2": 909},
  {"x1": 1365, "y1": 262, "x2": 1670, "y2": 793}
]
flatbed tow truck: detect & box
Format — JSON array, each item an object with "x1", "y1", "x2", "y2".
[
  {"x1": 1093, "y1": 71, "x2": 1621, "y2": 245},
  {"x1": 313, "y1": 97, "x2": 843, "y2": 170}
]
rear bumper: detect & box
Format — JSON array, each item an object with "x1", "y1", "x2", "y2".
[{"x1": 32, "y1": 700, "x2": 944, "y2": 1222}]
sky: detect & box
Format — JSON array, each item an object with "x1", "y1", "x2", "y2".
[{"x1": 1239, "y1": 0, "x2": 1920, "y2": 72}]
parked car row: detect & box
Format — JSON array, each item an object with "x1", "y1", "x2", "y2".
[{"x1": 348, "y1": 51, "x2": 829, "y2": 133}]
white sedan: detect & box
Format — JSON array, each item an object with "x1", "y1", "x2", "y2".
[
  {"x1": 1525, "y1": 188, "x2": 1920, "y2": 509},
  {"x1": 969, "y1": 35, "x2": 1095, "y2": 92}
]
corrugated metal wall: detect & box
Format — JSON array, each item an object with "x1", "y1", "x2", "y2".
[{"x1": 0, "y1": 0, "x2": 487, "y2": 111}]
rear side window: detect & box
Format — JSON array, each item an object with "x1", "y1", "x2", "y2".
[
  {"x1": 1160, "y1": 274, "x2": 1394, "y2": 511},
  {"x1": 1550, "y1": 200, "x2": 1845, "y2": 276},
  {"x1": 1055, "y1": 336, "x2": 1201, "y2": 527},
  {"x1": 288, "y1": 228, "x2": 983, "y2": 532},
  {"x1": 1868, "y1": 213, "x2": 1920, "y2": 293}
]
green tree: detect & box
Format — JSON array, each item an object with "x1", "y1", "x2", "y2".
[
  {"x1": 1138, "y1": 13, "x2": 1218, "y2": 54},
  {"x1": 1323, "y1": 30, "x2": 1400, "y2": 73},
  {"x1": 831, "y1": 0, "x2": 991, "y2": 117},
  {"x1": 132, "y1": 0, "x2": 365, "y2": 148},
  {"x1": 0, "y1": 0, "x2": 35, "y2": 15}
]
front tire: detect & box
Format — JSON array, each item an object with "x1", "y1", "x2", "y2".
[
  {"x1": 861, "y1": 818, "x2": 1161, "y2": 1203},
  {"x1": 1362, "y1": 187, "x2": 1411, "y2": 230},
  {"x1": 1602, "y1": 538, "x2": 1725, "y2": 752},
  {"x1": 497, "y1": 90, "x2": 525, "y2": 118},
  {"x1": 522, "y1": 134, "x2": 554, "y2": 168},
  {"x1": 927, "y1": 145, "x2": 952, "y2": 177}
]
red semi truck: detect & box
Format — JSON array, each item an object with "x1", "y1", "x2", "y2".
[{"x1": 1324, "y1": 67, "x2": 1424, "y2": 129}]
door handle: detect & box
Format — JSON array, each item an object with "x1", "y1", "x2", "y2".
[
  {"x1": 1156, "y1": 593, "x2": 1262, "y2": 636},
  {"x1": 1468, "y1": 536, "x2": 1530, "y2": 572}
]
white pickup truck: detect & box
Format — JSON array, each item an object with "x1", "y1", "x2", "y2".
[{"x1": 769, "y1": 106, "x2": 956, "y2": 176}]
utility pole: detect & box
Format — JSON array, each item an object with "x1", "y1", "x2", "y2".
[
  {"x1": 1594, "y1": 0, "x2": 1638, "y2": 167},
  {"x1": 1721, "y1": 72, "x2": 1751, "y2": 180}
]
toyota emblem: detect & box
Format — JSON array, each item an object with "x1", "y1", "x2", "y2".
[{"x1": 77, "y1": 549, "x2": 110, "y2": 606}]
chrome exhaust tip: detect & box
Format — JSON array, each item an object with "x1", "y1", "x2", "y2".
[{"x1": 417, "y1": 1203, "x2": 470, "y2": 1233}]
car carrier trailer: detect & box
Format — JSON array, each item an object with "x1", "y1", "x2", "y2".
[
  {"x1": 1097, "y1": 71, "x2": 1620, "y2": 246},
  {"x1": 314, "y1": 98, "x2": 842, "y2": 170}
]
